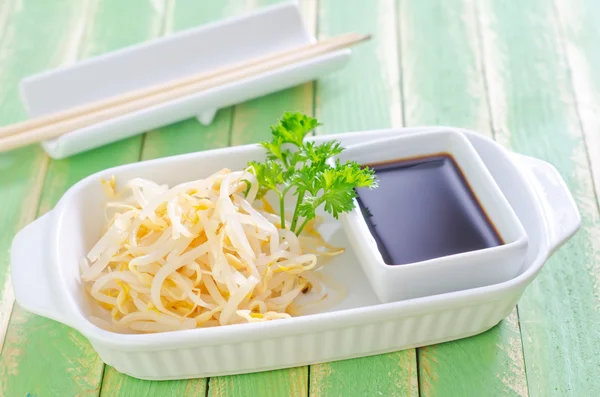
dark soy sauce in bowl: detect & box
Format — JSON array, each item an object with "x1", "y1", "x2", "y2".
[{"x1": 356, "y1": 154, "x2": 503, "y2": 266}]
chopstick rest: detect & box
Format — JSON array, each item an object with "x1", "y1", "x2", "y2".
[
  {"x1": 1, "y1": 32, "x2": 367, "y2": 152},
  {"x1": 8, "y1": 1, "x2": 357, "y2": 159}
]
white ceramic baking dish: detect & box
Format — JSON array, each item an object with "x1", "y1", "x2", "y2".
[
  {"x1": 10, "y1": 127, "x2": 580, "y2": 380},
  {"x1": 19, "y1": 1, "x2": 350, "y2": 159},
  {"x1": 336, "y1": 130, "x2": 528, "y2": 302}
]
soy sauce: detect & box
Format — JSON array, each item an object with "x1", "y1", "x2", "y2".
[{"x1": 356, "y1": 154, "x2": 503, "y2": 266}]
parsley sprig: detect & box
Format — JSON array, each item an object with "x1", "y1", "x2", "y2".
[{"x1": 248, "y1": 112, "x2": 378, "y2": 236}]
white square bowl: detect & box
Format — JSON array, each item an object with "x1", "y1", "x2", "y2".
[{"x1": 335, "y1": 129, "x2": 529, "y2": 303}]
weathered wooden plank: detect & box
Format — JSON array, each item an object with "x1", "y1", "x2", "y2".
[
  {"x1": 0, "y1": 0, "x2": 16, "y2": 47},
  {"x1": 228, "y1": 80, "x2": 314, "y2": 146},
  {"x1": 554, "y1": 0, "x2": 600, "y2": 216},
  {"x1": 142, "y1": 110, "x2": 233, "y2": 161},
  {"x1": 0, "y1": 0, "x2": 90, "y2": 371},
  {"x1": 419, "y1": 312, "x2": 527, "y2": 397},
  {"x1": 399, "y1": 0, "x2": 527, "y2": 396},
  {"x1": 0, "y1": 0, "x2": 167, "y2": 395},
  {"x1": 210, "y1": 368, "x2": 308, "y2": 397},
  {"x1": 309, "y1": 1, "x2": 418, "y2": 396},
  {"x1": 312, "y1": 0, "x2": 403, "y2": 132},
  {"x1": 310, "y1": 351, "x2": 417, "y2": 397},
  {"x1": 400, "y1": 0, "x2": 491, "y2": 133},
  {"x1": 101, "y1": 369, "x2": 207, "y2": 397},
  {"x1": 479, "y1": 0, "x2": 600, "y2": 395}
]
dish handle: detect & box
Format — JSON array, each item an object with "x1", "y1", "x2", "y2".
[
  {"x1": 515, "y1": 154, "x2": 581, "y2": 255},
  {"x1": 10, "y1": 212, "x2": 71, "y2": 327}
]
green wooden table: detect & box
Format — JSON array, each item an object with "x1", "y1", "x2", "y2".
[{"x1": 1, "y1": 0, "x2": 599, "y2": 395}]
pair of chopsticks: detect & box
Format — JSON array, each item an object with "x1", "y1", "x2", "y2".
[{"x1": 0, "y1": 32, "x2": 371, "y2": 153}]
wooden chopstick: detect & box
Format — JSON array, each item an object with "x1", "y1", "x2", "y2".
[
  {"x1": 0, "y1": 32, "x2": 370, "y2": 152},
  {"x1": 0, "y1": 32, "x2": 364, "y2": 140}
]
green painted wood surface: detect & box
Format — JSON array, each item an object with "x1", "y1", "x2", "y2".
[
  {"x1": 308, "y1": 1, "x2": 418, "y2": 396},
  {"x1": 400, "y1": 0, "x2": 490, "y2": 133},
  {"x1": 1, "y1": 0, "x2": 600, "y2": 396},
  {"x1": 399, "y1": 0, "x2": 528, "y2": 396},
  {"x1": 101, "y1": 366, "x2": 207, "y2": 397},
  {"x1": 479, "y1": 0, "x2": 600, "y2": 395},
  {"x1": 210, "y1": 368, "x2": 308, "y2": 397},
  {"x1": 0, "y1": 1, "x2": 104, "y2": 394},
  {"x1": 314, "y1": 0, "x2": 403, "y2": 133},
  {"x1": 0, "y1": 0, "x2": 166, "y2": 395},
  {"x1": 0, "y1": 0, "x2": 87, "y2": 350},
  {"x1": 310, "y1": 351, "x2": 417, "y2": 397},
  {"x1": 555, "y1": 0, "x2": 600, "y2": 215}
]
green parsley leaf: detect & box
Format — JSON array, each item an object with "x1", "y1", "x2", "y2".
[
  {"x1": 271, "y1": 112, "x2": 320, "y2": 147},
  {"x1": 303, "y1": 141, "x2": 344, "y2": 168},
  {"x1": 248, "y1": 160, "x2": 284, "y2": 199},
  {"x1": 247, "y1": 112, "x2": 378, "y2": 236}
]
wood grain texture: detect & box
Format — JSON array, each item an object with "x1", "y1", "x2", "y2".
[
  {"x1": 314, "y1": 0, "x2": 403, "y2": 133},
  {"x1": 0, "y1": 1, "x2": 166, "y2": 396},
  {"x1": 479, "y1": 0, "x2": 600, "y2": 395},
  {"x1": 101, "y1": 369, "x2": 206, "y2": 397},
  {"x1": 310, "y1": 350, "x2": 417, "y2": 397},
  {"x1": 0, "y1": 0, "x2": 16, "y2": 47},
  {"x1": 309, "y1": 1, "x2": 417, "y2": 396},
  {"x1": 400, "y1": 1, "x2": 527, "y2": 395},
  {"x1": 554, "y1": 0, "x2": 600, "y2": 209},
  {"x1": 0, "y1": 0, "x2": 89, "y2": 370},
  {"x1": 419, "y1": 311, "x2": 527, "y2": 397},
  {"x1": 400, "y1": 0, "x2": 491, "y2": 133},
  {"x1": 210, "y1": 368, "x2": 308, "y2": 397}
]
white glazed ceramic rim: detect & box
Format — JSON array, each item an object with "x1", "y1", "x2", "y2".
[
  {"x1": 14, "y1": 127, "x2": 576, "y2": 351},
  {"x1": 337, "y1": 129, "x2": 529, "y2": 271}
]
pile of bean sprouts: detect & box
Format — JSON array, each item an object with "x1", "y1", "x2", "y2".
[{"x1": 81, "y1": 168, "x2": 343, "y2": 333}]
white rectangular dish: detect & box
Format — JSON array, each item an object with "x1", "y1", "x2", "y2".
[
  {"x1": 19, "y1": 1, "x2": 350, "y2": 159},
  {"x1": 10, "y1": 127, "x2": 580, "y2": 380},
  {"x1": 336, "y1": 130, "x2": 528, "y2": 302}
]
